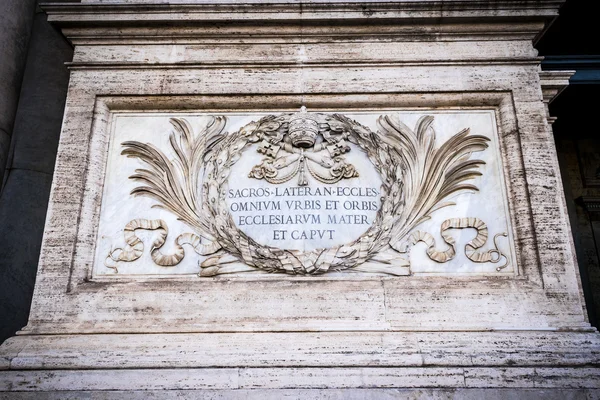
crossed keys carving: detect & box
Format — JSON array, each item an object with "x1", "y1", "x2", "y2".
[{"x1": 248, "y1": 139, "x2": 359, "y2": 186}]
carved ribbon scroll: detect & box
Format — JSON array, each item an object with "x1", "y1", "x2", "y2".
[
  {"x1": 105, "y1": 219, "x2": 221, "y2": 273},
  {"x1": 397, "y1": 217, "x2": 508, "y2": 271}
]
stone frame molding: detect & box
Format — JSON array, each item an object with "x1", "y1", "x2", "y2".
[{"x1": 14, "y1": 91, "x2": 586, "y2": 334}]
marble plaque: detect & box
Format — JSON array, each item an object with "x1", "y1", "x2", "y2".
[{"x1": 93, "y1": 109, "x2": 516, "y2": 277}]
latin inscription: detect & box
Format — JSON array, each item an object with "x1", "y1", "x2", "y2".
[{"x1": 226, "y1": 185, "x2": 380, "y2": 249}]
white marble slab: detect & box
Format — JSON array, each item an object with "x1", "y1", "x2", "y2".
[{"x1": 92, "y1": 110, "x2": 516, "y2": 277}]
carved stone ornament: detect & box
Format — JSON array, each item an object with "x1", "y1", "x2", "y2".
[{"x1": 105, "y1": 110, "x2": 508, "y2": 276}]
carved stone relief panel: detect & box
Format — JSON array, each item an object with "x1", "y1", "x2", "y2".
[{"x1": 92, "y1": 109, "x2": 516, "y2": 278}]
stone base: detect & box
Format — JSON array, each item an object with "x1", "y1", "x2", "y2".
[
  {"x1": 1, "y1": 331, "x2": 599, "y2": 395},
  {"x1": 3, "y1": 389, "x2": 600, "y2": 399}
]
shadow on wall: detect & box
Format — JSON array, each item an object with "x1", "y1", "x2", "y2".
[
  {"x1": 0, "y1": 1, "x2": 73, "y2": 344},
  {"x1": 551, "y1": 85, "x2": 600, "y2": 330}
]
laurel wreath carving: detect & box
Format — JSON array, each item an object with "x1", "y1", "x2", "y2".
[{"x1": 106, "y1": 112, "x2": 508, "y2": 276}]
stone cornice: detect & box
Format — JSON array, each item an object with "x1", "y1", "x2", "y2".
[
  {"x1": 543, "y1": 56, "x2": 600, "y2": 85},
  {"x1": 539, "y1": 70, "x2": 575, "y2": 103},
  {"x1": 41, "y1": 1, "x2": 564, "y2": 44},
  {"x1": 41, "y1": 1, "x2": 565, "y2": 23}
]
